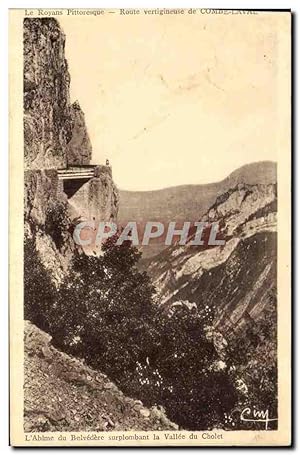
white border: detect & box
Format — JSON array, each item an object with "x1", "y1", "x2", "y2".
[{"x1": 1, "y1": 1, "x2": 297, "y2": 453}]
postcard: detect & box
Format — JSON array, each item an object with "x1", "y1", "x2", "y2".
[{"x1": 9, "y1": 8, "x2": 291, "y2": 446}]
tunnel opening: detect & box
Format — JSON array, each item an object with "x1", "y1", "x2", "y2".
[{"x1": 63, "y1": 178, "x2": 91, "y2": 198}]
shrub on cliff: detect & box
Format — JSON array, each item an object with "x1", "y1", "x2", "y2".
[
  {"x1": 141, "y1": 304, "x2": 238, "y2": 430},
  {"x1": 227, "y1": 295, "x2": 277, "y2": 429},
  {"x1": 50, "y1": 235, "x2": 158, "y2": 386},
  {"x1": 24, "y1": 238, "x2": 57, "y2": 332},
  {"x1": 44, "y1": 200, "x2": 70, "y2": 250}
]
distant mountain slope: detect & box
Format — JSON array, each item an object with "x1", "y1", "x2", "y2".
[
  {"x1": 119, "y1": 161, "x2": 276, "y2": 222},
  {"x1": 144, "y1": 182, "x2": 277, "y2": 337},
  {"x1": 119, "y1": 161, "x2": 276, "y2": 257},
  {"x1": 142, "y1": 182, "x2": 278, "y2": 421},
  {"x1": 24, "y1": 321, "x2": 177, "y2": 432}
]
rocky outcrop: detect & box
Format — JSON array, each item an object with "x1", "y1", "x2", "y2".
[
  {"x1": 24, "y1": 321, "x2": 177, "y2": 432},
  {"x1": 24, "y1": 19, "x2": 93, "y2": 170},
  {"x1": 66, "y1": 101, "x2": 92, "y2": 166},
  {"x1": 24, "y1": 170, "x2": 59, "y2": 227},
  {"x1": 68, "y1": 166, "x2": 119, "y2": 222},
  {"x1": 145, "y1": 183, "x2": 277, "y2": 337},
  {"x1": 24, "y1": 169, "x2": 75, "y2": 282},
  {"x1": 23, "y1": 18, "x2": 119, "y2": 276},
  {"x1": 24, "y1": 18, "x2": 72, "y2": 170},
  {"x1": 203, "y1": 183, "x2": 276, "y2": 236}
]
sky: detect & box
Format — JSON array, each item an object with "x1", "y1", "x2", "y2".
[{"x1": 59, "y1": 11, "x2": 284, "y2": 191}]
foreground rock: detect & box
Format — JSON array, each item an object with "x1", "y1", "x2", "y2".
[{"x1": 24, "y1": 321, "x2": 177, "y2": 432}]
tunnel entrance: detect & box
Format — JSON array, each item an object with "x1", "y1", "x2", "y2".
[
  {"x1": 57, "y1": 166, "x2": 97, "y2": 198},
  {"x1": 63, "y1": 178, "x2": 91, "y2": 198}
]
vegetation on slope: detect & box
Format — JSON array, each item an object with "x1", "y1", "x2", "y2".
[
  {"x1": 24, "y1": 321, "x2": 177, "y2": 432},
  {"x1": 24, "y1": 234, "x2": 239, "y2": 430}
]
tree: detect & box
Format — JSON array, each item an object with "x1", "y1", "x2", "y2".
[
  {"x1": 147, "y1": 304, "x2": 238, "y2": 430},
  {"x1": 24, "y1": 232, "x2": 239, "y2": 430},
  {"x1": 44, "y1": 200, "x2": 70, "y2": 250},
  {"x1": 51, "y1": 234, "x2": 158, "y2": 389}
]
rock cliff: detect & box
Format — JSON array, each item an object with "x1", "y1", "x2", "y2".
[
  {"x1": 68, "y1": 166, "x2": 119, "y2": 222},
  {"x1": 66, "y1": 101, "x2": 92, "y2": 165},
  {"x1": 24, "y1": 18, "x2": 71, "y2": 170},
  {"x1": 23, "y1": 18, "x2": 119, "y2": 277},
  {"x1": 145, "y1": 183, "x2": 277, "y2": 338},
  {"x1": 24, "y1": 18, "x2": 93, "y2": 170}
]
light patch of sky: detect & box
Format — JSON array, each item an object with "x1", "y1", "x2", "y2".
[{"x1": 59, "y1": 12, "x2": 279, "y2": 190}]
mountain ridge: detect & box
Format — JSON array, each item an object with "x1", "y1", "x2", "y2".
[
  {"x1": 119, "y1": 161, "x2": 276, "y2": 257},
  {"x1": 119, "y1": 161, "x2": 276, "y2": 194}
]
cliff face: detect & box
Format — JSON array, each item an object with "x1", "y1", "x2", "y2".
[
  {"x1": 66, "y1": 101, "x2": 92, "y2": 165},
  {"x1": 24, "y1": 18, "x2": 93, "y2": 170},
  {"x1": 24, "y1": 18, "x2": 71, "y2": 170},
  {"x1": 23, "y1": 18, "x2": 119, "y2": 278},
  {"x1": 145, "y1": 183, "x2": 277, "y2": 337},
  {"x1": 24, "y1": 321, "x2": 177, "y2": 432},
  {"x1": 24, "y1": 168, "x2": 75, "y2": 282},
  {"x1": 68, "y1": 166, "x2": 119, "y2": 222}
]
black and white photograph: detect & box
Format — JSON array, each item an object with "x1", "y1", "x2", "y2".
[{"x1": 8, "y1": 6, "x2": 291, "y2": 447}]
